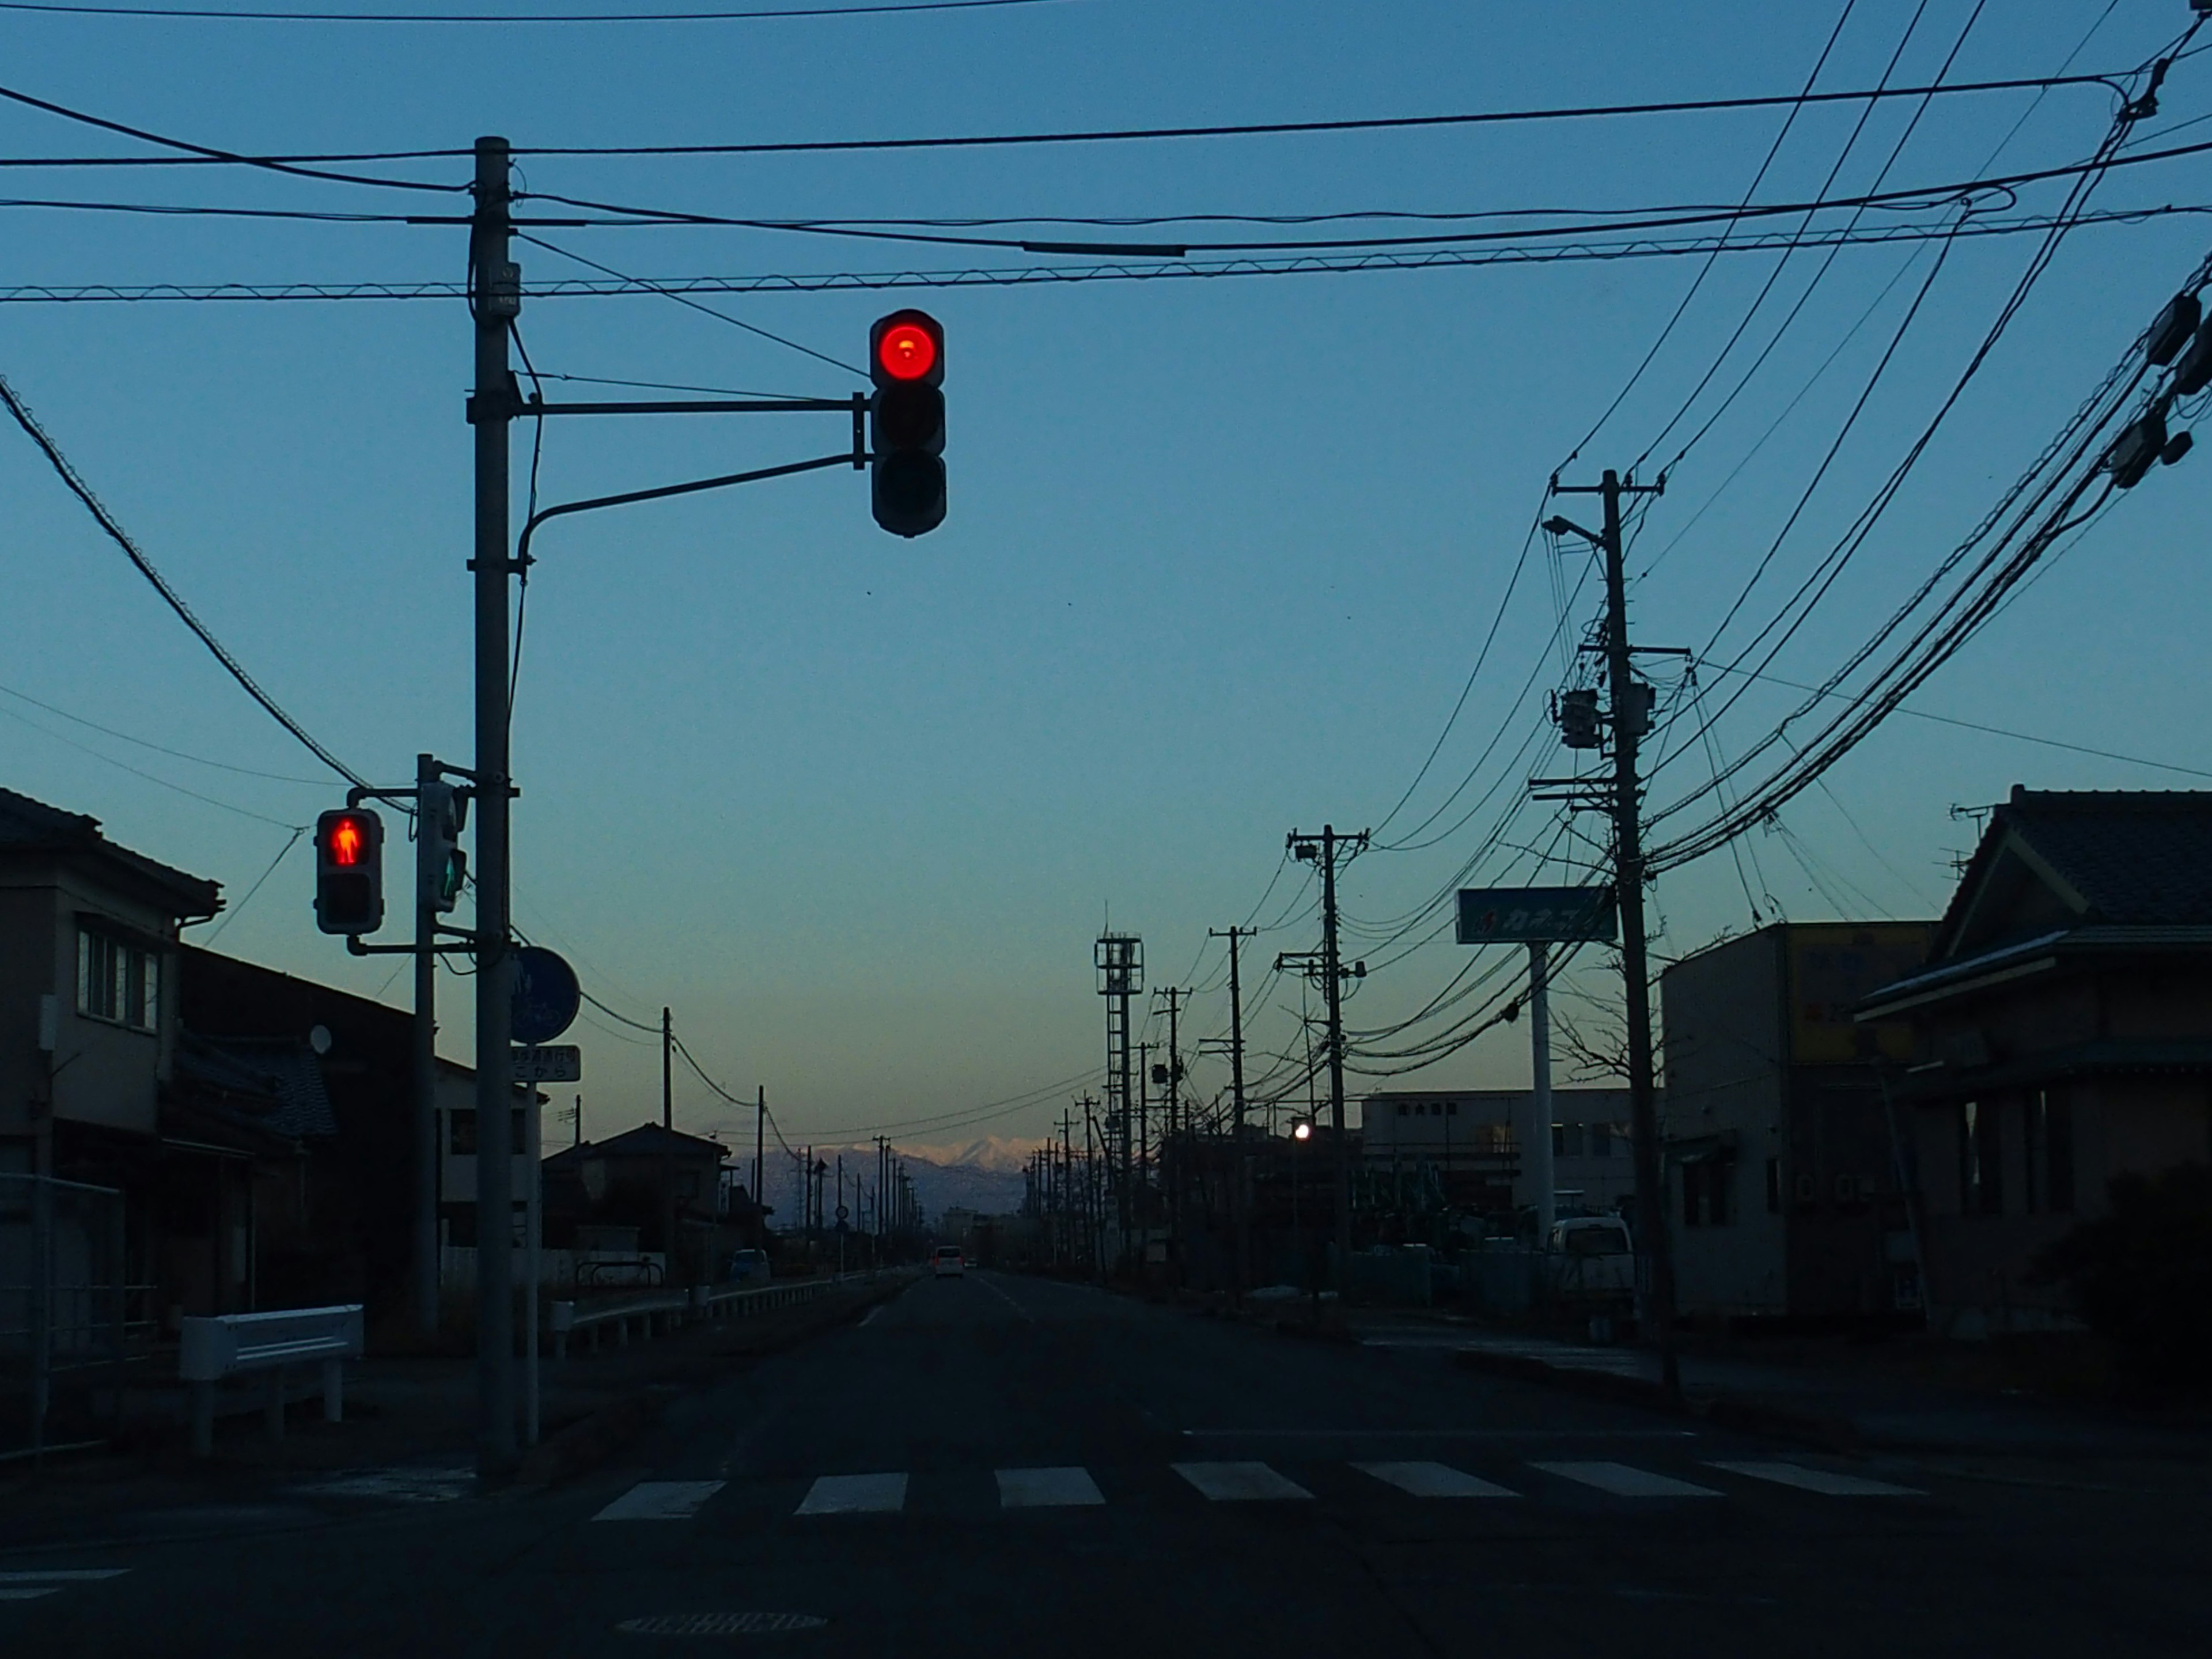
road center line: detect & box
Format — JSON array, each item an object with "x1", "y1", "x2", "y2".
[{"x1": 973, "y1": 1274, "x2": 1036, "y2": 1324}]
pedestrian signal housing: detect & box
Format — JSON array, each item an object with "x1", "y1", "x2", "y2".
[
  {"x1": 315, "y1": 807, "x2": 385, "y2": 936},
  {"x1": 869, "y1": 309, "x2": 946, "y2": 537}
]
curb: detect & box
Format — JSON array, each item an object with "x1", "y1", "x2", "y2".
[{"x1": 1450, "y1": 1348, "x2": 1858, "y2": 1452}]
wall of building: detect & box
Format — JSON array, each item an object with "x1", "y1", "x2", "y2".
[
  {"x1": 1358, "y1": 1088, "x2": 1638, "y2": 1211},
  {"x1": 1663, "y1": 930, "x2": 1789, "y2": 1316}
]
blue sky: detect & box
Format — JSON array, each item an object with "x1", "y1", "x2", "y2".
[{"x1": 3, "y1": 0, "x2": 2209, "y2": 1157}]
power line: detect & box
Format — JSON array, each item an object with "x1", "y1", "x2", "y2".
[
  {"x1": 0, "y1": 678, "x2": 330, "y2": 781},
  {"x1": 0, "y1": 0, "x2": 1059, "y2": 19},
  {"x1": 0, "y1": 78, "x2": 464, "y2": 192},
  {"x1": 0, "y1": 367, "x2": 372, "y2": 790},
  {"x1": 508, "y1": 71, "x2": 2128, "y2": 159},
  {"x1": 10, "y1": 204, "x2": 2198, "y2": 308}
]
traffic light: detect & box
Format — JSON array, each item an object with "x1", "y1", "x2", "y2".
[
  {"x1": 418, "y1": 780, "x2": 468, "y2": 915},
  {"x1": 869, "y1": 309, "x2": 945, "y2": 537},
  {"x1": 315, "y1": 807, "x2": 385, "y2": 936}
]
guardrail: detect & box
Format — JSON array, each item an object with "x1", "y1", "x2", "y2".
[
  {"x1": 549, "y1": 1270, "x2": 902, "y2": 1361},
  {"x1": 178, "y1": 1304, "x2": 364, "y2": 1456}
]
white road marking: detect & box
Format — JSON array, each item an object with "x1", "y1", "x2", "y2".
[
  {"x1": 592, "y1": 1480, "x2": 726, "y2": 1521},
  {"x1": 1707, "y1": 1461, "x2": 1926, "y2": 1497},
  {"x1": 1173, "y1": 1461, "x2": 1313, "y2": 1502},
  {"x1": 1179, "y1": 1427, "x2": 1697, "y2": 1440},
  {"x1": 0, "y1": 1571, "x2": 130, "y2": 1582},
  {"x1": 996, "y1": 1466, "x2": 1105, "y2": 1508},
  {"x1": 794, "y1": 1472, "x2": 908, "y2": 1516},
  {"x1": 1529, "y1": 1461, "x2": 1722, "y2": 1498},
  {"x1": 860, "y1": 1305, "x2": 885, "y2": 1327},
  {"x1": 1354, "y1": 1460, "x2": 1520, "y2": 1498},
  {"x1": 0, "y1": 1588, "x2": 61, "y2": 1601}
]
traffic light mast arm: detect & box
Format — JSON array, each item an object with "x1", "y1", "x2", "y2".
[
  {"x1": 524, "y1": 396, "x2": 859, "y2": 417},
  {"x1": 513, "y1": 446, "x2": 864, "y2": 571}
]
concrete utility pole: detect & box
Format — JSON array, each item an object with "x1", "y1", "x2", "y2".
[
  {"x1": 753, "y1": 1085, "x2": 764, "y2": 1224},
  {"x1": 1283, "y1": 826, "x2": 1368, "y2": 1290},
  {"x1": 1548, "y1": 467, "x2": 1677, "y2": 1396},
  {"x1": 661, "y1": 1007, "x2": 673, "y2": 1131},
  {"x1": 1210, "y1": 926, "x2": 1251, "y2": 1294},
  {"x1": 468, "y1": 133, "x2": 519, "y2": 1480},
  {"x1": 414, "y1": 752, "x2": 440, "y2": 1339}
]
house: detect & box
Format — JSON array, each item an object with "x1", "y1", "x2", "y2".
[
  {"x1": 1358, "y1": 1088, "x2": 1646, "y2": 1214},
  {"x1": 541, "y1": 1122, "x2": 733, "y2": 1283},
  {"x1": 0, "y1": 789, "x2": 222, "y2": 1343},
  {"x1": 1660, "y1": 922, "x2": 1935, "y2": 1325},
  {"x1": 1855, "y1": 788, "x2": 2212, "y2": 1336},
  {"x1": 179, "y1": 945, "x2": 504, "y2": 1325}
]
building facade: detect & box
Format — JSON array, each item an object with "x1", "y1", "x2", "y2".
[
  {"x1": 1358, "y1": 1088, "x2": 1642, "y2": 1214},
  {"x1": 1857, "y1": 789, "x2": 2212, "y2": 1336},
  {"x1": 1661, "y1": 921, "x2": 1934, "y2": 1325}
]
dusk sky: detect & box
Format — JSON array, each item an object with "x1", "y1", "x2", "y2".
[{"x1": 5, "y1": 0, "x2": 2209, "y2": 1164}]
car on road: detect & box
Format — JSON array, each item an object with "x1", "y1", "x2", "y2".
[
  {"x1": 1546, "y1": 1215, "x2": 1635, "y2": 1305},
  {"x1": 726, "y1": 1248, "x2": 770, "y2": 1285},
  {"x1": 931, "y1": 1245, "x2": 966, "y2": 1278}
]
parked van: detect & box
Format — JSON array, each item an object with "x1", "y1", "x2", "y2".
[{"x1": 1546, "y1": 1216, "x2": 1635, "y2": 1304}]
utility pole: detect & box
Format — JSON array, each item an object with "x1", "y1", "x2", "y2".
[
  {"x1": 753, "y1": 1085, "x2": 764, "y2": 1226},
  {"x1": 413, "y1": 752, "x2": 440, "y2": 1340},
  {"x1": 1545, "y1": 467, "x2": 1678, "y2": 1396},
  {"x1": 469, "y1": 133, "x2": 519, "y2": 1480},
  {"x1": 1157, "y1": 986, "x2": 1186, "y2": 1257},
  {"x1": 661, "y1": 1007, "x2": 673, "y2": 1131},
  {"x1": 1209, "y1": 926, "x2": 1251, "y2": 1294},
  {"x1": 1282, "y1": 826, "x2": 1369, "y2": 1292}
]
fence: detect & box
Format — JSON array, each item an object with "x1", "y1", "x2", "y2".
[{"x1": 0, "y1": 1173, "x2": 152, "y2": 1463}]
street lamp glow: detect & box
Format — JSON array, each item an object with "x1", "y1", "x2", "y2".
[{"x1": 1292, "y1": 1120, "x2": 1312, "y2": 1141}]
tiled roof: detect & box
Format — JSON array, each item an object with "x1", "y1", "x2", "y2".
[
  {"x1": 173, "y1": 1033, "x2": 336, "y2": 1141},
  {"x1": 0, "y1": 786, "x2": 222, "y2": 915},
  {"x1": 1992, "y1": 787, "x2": 2212, "y2": 925}
]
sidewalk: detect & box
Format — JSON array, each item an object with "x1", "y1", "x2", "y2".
[
  {"x1": 0, "y1": 1272, "x2": 910, "y2": 1552},
  {"x1": 1350, "y1": 1310, "x2": 2212, "y2": 1459}
]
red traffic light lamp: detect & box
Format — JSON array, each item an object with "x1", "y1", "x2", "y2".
[
  {"x1": 315, "y1": 807, "x2": 385, "y2": 936},
  {"x1": 869, "y1": 309, "x2": 946, "y2": 537}
]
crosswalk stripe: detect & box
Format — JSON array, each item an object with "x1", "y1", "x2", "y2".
[
  {"x1": 1353, "y1": 1460, "x2": 1520, "y2": 1499},
  {"x1": 1173, "y1": 1461, "x2": 1313, "y2": 1502},
  {"x1": 1706, "y1": 1461, "x2": 1926, "y2": 1497},
  {"x1": 1528, "y1": 1460, "x2": 1722, "y2": 1498},
  {"x1": 795, "y1": 1472, "x2": 908, "y2": 1516},
  {"x1": 996, "y1": 1466, "x2": 1105, "y2": 1508},
  {"x1": 592, "y1": 1480, "x2": 726, "y2": 1521}
]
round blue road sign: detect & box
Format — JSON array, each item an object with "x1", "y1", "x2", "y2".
[{"x1": 510, "y1": 945, "x2": 581, "y2": 1046}]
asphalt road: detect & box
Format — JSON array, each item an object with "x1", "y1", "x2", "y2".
[{"x1": 5, "y1": 1271, "x2": 2206, "y2": 1657}]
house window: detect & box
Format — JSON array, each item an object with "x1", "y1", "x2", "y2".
[
  {"x1": 1554, "y1": 1123, "x2": 1584, "y2": 1158},
  {"x1": 1589, "y1": 1122, "x2": 1611, "y2": 1158},
  {"x1": 76, "y1": 929, "x2": 160, "y2": 1032},
  {"x1": 1446, "y1": 1101, "x2": 1459, "y2": 1116},
  {"x1": 1959, "y1": 1100, "x2": 2002, "y2": 1216},
  {"x1": 1683, "y1": 1160, "x2": 1734, "y2": 1227},
  {"x1": 2024, "y1": 1090, "x2": 2075, "y2": 1214},
  {"x1": 448, "y1": 1108, "x2": 527, "y2": 1154}
]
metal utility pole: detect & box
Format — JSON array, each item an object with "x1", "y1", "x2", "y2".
[
  {"x1": 1209, "y1": 926, "x2": 1251, "y2": 1293},
  {"x1": 413, "y1": 752, "x2": 441, "y2": 1339},
  {"x1": 1096, "y1": 932, "x2": 1141, "y2": 1267},
  {"x1": 1283, "y1": 826, "x2": 1369, "y2": 1290},
  {"x1": 1545, "y1": 467, "x2": 1677, "y2": 1396},
  {"x1": 1157, "y1": 986, "x2": 1187, "y2": 1252},
  {"x1": 469, "y1": 133, "x2": 519, "y2": 1479}
]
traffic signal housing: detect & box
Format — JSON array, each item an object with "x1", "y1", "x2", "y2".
[
  {"x1": 870, "y1": 309, "x2": 945, "y2": 537},
  {"x1": 418, "y1": 780, "x2": 468, "y2": 915},
  {"x1": 315, "y1": 807, "x2": 385, "y2": 936}
]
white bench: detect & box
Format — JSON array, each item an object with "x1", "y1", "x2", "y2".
[{"x1": 179, "y1": 1304, "x2": 365, "y2": 1456}]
